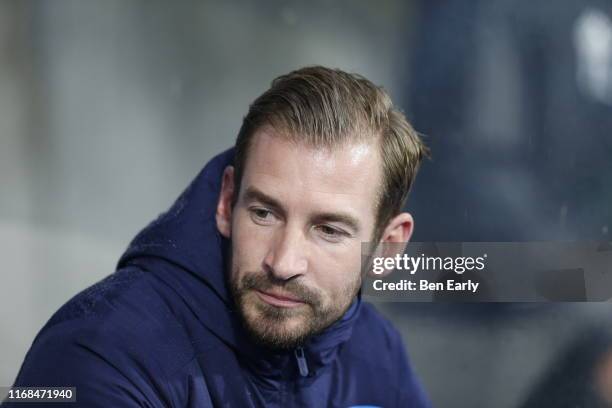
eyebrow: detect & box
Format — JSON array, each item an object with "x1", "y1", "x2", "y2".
[
  {"x1": 242, "y1": 186, "x2": 362, "y2": 234},
  {"x1": 243, "y1": 187, "x2": 286, "y2": 217}
]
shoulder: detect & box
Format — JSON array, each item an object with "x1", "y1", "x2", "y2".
[
  {"x1": 344, "y1": 301, "x2": 432, "y2": 407},
  {"x1": 351, "y1": 301, "x2": 405, "y2": 352},
  {"x1": 12, "y1": 267, "x2": 198, "y2": 406},
  {"x1": 42, "y1": 267, "x2": 193, "y2": 362}
]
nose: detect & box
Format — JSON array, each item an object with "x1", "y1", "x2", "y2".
[{"x1": 263, "y1": 225, "x2": 308, "y2": 281}]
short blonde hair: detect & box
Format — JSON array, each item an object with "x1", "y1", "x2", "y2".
[{"x1": 234, "y1": 66, "x2": 429, "y2": 241}]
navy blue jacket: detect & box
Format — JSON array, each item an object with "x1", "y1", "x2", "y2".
[{"x1": 6, "y1": 149, "x2": 430, "y2": 407}]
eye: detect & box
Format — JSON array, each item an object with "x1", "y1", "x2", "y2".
[
  {"x1": 315, "y1": 225, "x2": 348, "y2": 241},
  {"x1": 249, "y1": 207, "x2": 276, "y2": 224}
]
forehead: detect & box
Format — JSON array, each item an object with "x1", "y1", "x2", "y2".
[{"x1": 240, "y1": 128, "x2": 382, "y2": 218}]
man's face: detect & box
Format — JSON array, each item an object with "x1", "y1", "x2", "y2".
[{"x1": 222, "y1": 128, "x2": 382, "y2": 349}]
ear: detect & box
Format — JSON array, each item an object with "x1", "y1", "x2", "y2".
[
  {"x1": 216, "y1": 166, "x2": 235, "y2": 238},
  {"x1": 380, "y1": 212, "x2": 414, "y2": 247},
  {"x1": 367, "y1": 212, "x2": 414, "y2": 277}
]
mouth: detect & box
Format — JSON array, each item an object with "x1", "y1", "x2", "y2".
[{"x1": 254, "y1": 289, "x2": 306, "y2": 308}]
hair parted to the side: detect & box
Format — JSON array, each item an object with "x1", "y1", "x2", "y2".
[{"x1": 234, "y1": 65, "x2": 430, "y2": 242}]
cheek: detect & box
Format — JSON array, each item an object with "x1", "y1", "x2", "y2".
[
  {"x1": 311, "y1": 245, "x2": 362, "y2": 297},
  {"x1": 231, "y1": 211, "x2": 273, "y2": 271}
]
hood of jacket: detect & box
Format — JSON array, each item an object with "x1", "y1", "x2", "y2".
[{"x1": 117, "y1": 148, "x2": 362, "y2": 380}]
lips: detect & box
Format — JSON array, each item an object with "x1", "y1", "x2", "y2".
[{"x1": 255, "y1": 289, "x2": 306, "y2": 308}]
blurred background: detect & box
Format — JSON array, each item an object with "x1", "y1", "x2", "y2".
[{"x1": 1, "y1": 1, "x2": 612, "y2": 407}]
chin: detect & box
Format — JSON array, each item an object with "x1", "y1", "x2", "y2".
[
  {"x1": 240, "y1": 301, "x2": 313, "y2": 349},
  {"x1": 247, "y1": 316, "x2": 311, "y2": 350}
]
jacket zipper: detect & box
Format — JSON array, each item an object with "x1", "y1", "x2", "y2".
[{"x1": 294, "y1": 347, "x2": 309, "y2": 377}]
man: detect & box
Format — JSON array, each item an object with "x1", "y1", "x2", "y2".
[{"x1": 6, "y1": 66, "x2": 430, "y2": 407}]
